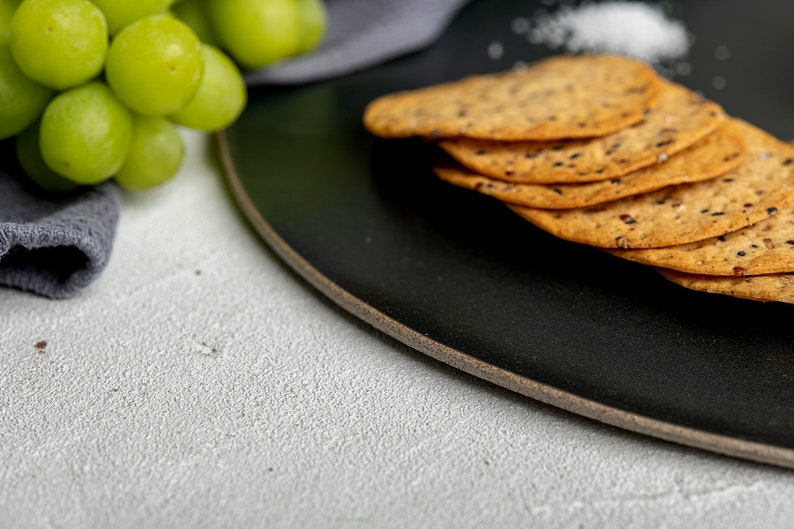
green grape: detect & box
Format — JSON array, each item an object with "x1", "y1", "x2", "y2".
[
  {"x1": 295, "y1": 0, "x2": 325, "y2": 54},
  {"x1": 105, "y1": 14, "x2": 203, "y2": 116},
  {"x1": 9, "y1": 0, "x2": 107, "y2": 90},
  {"x1": 170, "y1": 44, "x2": 246, "y2": 131},
  {"x1": 0, "y1": 0, "x2": 22, "y2": 44},
  {"x1": 205, "y1": 0, "x2": 301, "y2": 69},
  {"x1": 39, "y1": 81, "x2": 133, "y2": 185},
  {"x1": 114, "y1": 114, "x2": 184, "y2": 190},
  {"x1": 170, "y1": 0, "x2": 217, "y2": 46},
  {"x1": 0, "y1": 43, "x2": 52, "y2": 139},
  {"x1": 16, "y1": 121, "x2": 79, "y2": 192},
  {"x1": 90, "y1": 0, "x2": 174, "y2": 35}
]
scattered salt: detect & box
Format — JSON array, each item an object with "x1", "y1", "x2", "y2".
[
  {"x1": 524, "y1": 1, "x2": 692, "y2": 65},
  {"x1": 674, "y1": 62, "x2": 692, "y2": 76},
  {"x1": 511, "y1": 17, "x2": 531, "y2": 34},
  {"x1": 712, "y1": 76, "x2": 727, "y2": 90},
  {"x1": 714, "y1": 45, "x2": 730, "y2": 61},
  {"x1": 487, "y1": 41, "x2": 505, "y2": 59}
]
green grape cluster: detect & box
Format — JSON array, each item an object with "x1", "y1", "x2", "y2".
[{"x1": 0, "y1": 0, "x2": 327, "y2": 191}]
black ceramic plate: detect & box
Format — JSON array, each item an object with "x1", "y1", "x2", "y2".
[{"x1": 219, "y1": 0, "x2": 794, "y2": 467}]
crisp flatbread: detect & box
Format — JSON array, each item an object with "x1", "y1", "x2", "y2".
[
  {"x1": 435, "y1": 120, "x2": 745, "y2": 209},
  {"x1": 609, "y1": 189, "x2": 794, "y2": 277},
  {"x1": 439, "y1": 80, "x2": 725, "y2": 183},
  {"x1": 363, "y1": 54, "x2": 662, "y2": 141},
  {"x1": 658, "y1": 269, "x2": 794, "y2": 304},
  {"x1": 509, "y1": 120, "x2": 794, "y2": 249}
]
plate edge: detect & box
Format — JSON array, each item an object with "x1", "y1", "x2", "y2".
[{"x1": 215, "y1": 130, "x2": 794, "y2": 471}]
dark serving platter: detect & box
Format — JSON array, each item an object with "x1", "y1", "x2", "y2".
[{"x1": 218, "y1": 0, "x2": 794, "y2": 467}]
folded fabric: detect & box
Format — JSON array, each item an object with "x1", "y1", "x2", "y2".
[
  {"x1": 247, "y1": 0, "x2": 472, "y2": 85},
  {"x1": 0, "y1": 170, "x2": 120, "y2": 299},
  {"x1": 0, "y1": 0, "x2": 471, "y2": 299}
]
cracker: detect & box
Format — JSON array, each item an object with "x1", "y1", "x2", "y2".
[
  {"x1": 440, "y1": 80, "x2": 725, "y2": 183},
  {"x1": 609, "y1": 187, "x2": 794, "y2": 277},
  {"x1": 435, "y1": 120, "x2": 745, "y2": 209},
  {"x1": 363, "y1": 54, "x2": 662, "y2": 141},
  {"x1": 509, "y1": 120, "x2": 794, "y2": 249},
  {"x1": 658, "y1": 269, "x2": 794, "y2": 304}
]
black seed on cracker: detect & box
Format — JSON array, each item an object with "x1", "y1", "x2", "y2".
[
  {"x1": 440, "y1": 80, "x2": 727, "y2": 185},
  {"x1": 507, "y1": 120, "x2": 794, "y2": 249},
  {"x1": 364, "y1": 55, "x2": 673, "y2": 141},
  {"x1": 620, "y1": 214, "x2": 637, "y2": 224},
  {"x1": 438, "y1": 125, "x2": 743, "y2": 210}
]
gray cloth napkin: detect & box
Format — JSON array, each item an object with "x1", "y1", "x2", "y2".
[
  {"x1": 247, "y1": 0, "x2": 471, "y2": 84},
  {"x1": 0, "y1": 0, "x2": 471, "y2": 299},
  {"x1": 0, "y1": 174, "x2": 120, "y2": 299}
]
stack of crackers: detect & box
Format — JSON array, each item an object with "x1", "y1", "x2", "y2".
[{"x1": 363, "y1": 54, "x2": 794, "y2": 304}]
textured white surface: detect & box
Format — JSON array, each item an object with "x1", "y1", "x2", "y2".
[{"x1": 2, "y1": 131, "x2": 794, "y2": 528}]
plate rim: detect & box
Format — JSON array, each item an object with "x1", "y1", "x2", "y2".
[{"x1": 216, "y1": 130, "x2": 794, "y2": 470}]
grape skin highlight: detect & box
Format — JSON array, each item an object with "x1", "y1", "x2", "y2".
[
  {"x1": 296, "y1": 0, "x2": 326, "y2": 54},
  {"x1": 40, "y1": 81, "x2": 133, "y2": 184},
  {"x1": 5, "y1": 0, "x2": 330, "y2": 193},
  {"x1": 90, "y1": 0, "x2": 174, "y2": 35},
  {"x1": 105, "y1": 14, "x2": 203, "y2": 116},
  {"x1": 9, "y1": 0, "x2": 108, "y2": 90},
  {"x1": 115, "y1": 114, "x2": 185, "y2": 190},
  {"x1": 206, "y1": 0, "x2": 302, "y2": 69},
  {"x1": 170, "y1": 44, "x2": 246, "y2": 132}
]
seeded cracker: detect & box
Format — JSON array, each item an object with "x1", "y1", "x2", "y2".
[
  {"x1": 439, "y1": 80, "x2": 724, "y2": 183},
  {"x1": 363, "y1": 54, "x2": 662, "y2": 141},
  {"x1": 435, "y1": 120, "x2": 745, "y2": 209},
  {"x1": 657, "y1": 270, "x2": 794, "y2": 304},
  {"x1": 509, "y1": 120, "x2": 794, "y2": 249},
  {"x1": 608, "y1": 160, "x2": 794, "y2": 276}
]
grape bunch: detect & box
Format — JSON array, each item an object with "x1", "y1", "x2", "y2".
[{"x1": 0, "y1": 0, "x2": 327, "y2": 191}]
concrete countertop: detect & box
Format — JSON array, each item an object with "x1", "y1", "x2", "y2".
[{"x1": 2, "y1": 131, "x2": 793, "y2": 528}]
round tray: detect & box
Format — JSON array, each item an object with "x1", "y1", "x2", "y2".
[{"x1": 219, "y1": 0, "x2": 794, "y2": 468}]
